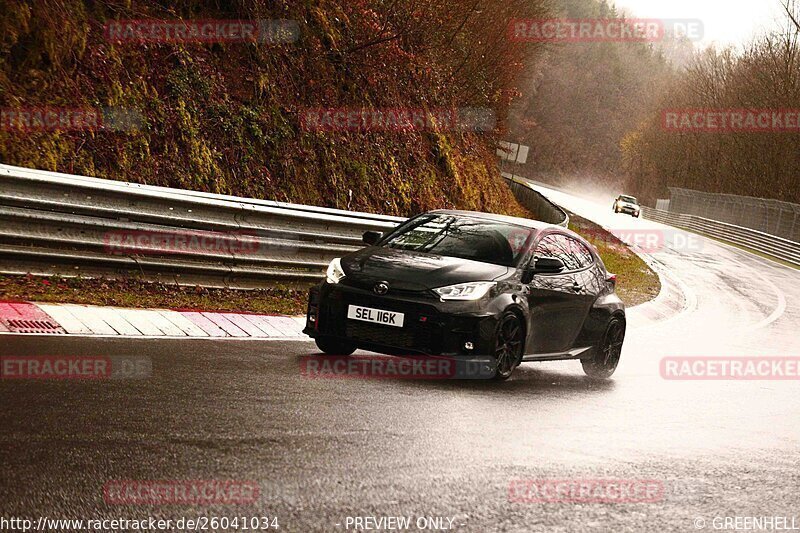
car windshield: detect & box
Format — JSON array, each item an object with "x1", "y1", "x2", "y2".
[
  {"x1": 381, "y1": 214, "x2": 533, "y2": 267},
  {"x1": 620, "y1": 195, "x2": 638, "y2": 204}
]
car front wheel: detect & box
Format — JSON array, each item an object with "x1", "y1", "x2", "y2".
[
  {"x1": 493, "y1": 312, "x2": 524, "y2": 380},
  {"x1": 582, "y1": 316, "x2": 625, "y2": 379},
  {"x1": 314, "y1": 336, "x2": 357, "y2": 356}
]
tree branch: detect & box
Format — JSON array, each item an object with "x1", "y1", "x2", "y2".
[{"x1": 783, "y1": 0, "x2": 800, "y2": 31}]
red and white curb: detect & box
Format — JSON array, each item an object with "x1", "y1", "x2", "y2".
[{"x1": 0, "y1": 301, "x2": 307, "y2": 339}]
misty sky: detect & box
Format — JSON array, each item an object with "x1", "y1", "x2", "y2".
[{"x1": 613, "y1": 0, "x2": 789, "y2": 47}]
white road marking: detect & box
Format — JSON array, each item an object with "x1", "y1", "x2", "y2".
[
  {"x1": 114, "y1": 308, "x2": 167, "y2": 336},
  {"x1": 80, "y1": 306, "x2": 144, "y2": 336},
  {"x1": 268, "y1": 316, "x2": 305, "y2": 336},
  {"x1": 60, "y1": 304, "x2": 118, "y2": 335},
  {"x1": 202, "y1": 312, "x2": 248, "y2": 337},
  {"x1": 239, "y1": 314, "x2": 285, "y2": 336},
  {"x1": 36, "y1": 304, "x2": 93, "y2": 335},
  {"x1": 136, "y1": 310, "x2": 187, "y2": 336},
  {"x1": 156, "y1": 310, "x2": 209, "y2": 337},
  {"x1": 6, "y1": 303, "x2": 310, "y2": 339},
  {"x1": 220, "y1": 313, "x2": 268, "y2": 337},
  {"x1": 178, "y1": 312, "x2": 229, "y2": 337},
  {"x1": 729, "y1": 254, "x2": 787, "y2": 333}
]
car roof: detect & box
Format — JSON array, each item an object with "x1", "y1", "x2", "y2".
[{"x1": 427, "y1": 209, "x2": 561, "y2": 232}]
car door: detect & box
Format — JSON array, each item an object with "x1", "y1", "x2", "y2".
[
  {"x1": 570, "y1": 239, "x2": 611, "y2": 348},
  {"x1": 526, "y1": 233, "x2": 589, "y2": 354},
  {"x1": 563, "y1": 236, "x2": 602, "y2": 341}
]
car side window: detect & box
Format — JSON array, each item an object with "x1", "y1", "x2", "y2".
[
  {"x1": 565, "y1": 237, "x2": 595, "y2": 269},
  {"x1": 552, "y1": 235, "x2": 582, "y2": 270},
  {"x1": 533, "y1": 234, "x2": 581, "y2": 271},
  {"x1": 533, "y1": 234, "x2": 560, "y2": 258}
]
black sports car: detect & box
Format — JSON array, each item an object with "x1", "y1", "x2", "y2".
[{"x1": 303, "y1": 210, "x2": 626, "y2": 380}]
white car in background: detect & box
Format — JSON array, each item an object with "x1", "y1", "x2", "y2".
[{"x1": 613, "y1": 195, "x2": 640, "y2": 217}]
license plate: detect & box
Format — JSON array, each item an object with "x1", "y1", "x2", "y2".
[{"x1": 347, "y1": 305, "x2": 405, "y2": 328}]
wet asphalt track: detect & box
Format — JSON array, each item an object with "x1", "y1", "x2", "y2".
[{"x1": 2, "y1": 187, "x2": 800, "y2": 532}]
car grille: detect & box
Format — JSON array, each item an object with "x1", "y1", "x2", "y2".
[
  {"x1": 319, "y1": 286, "x2": 442, "y2": 352},
  {"x1": 345, "y1": 321, "x2": 418, "y2": 348}
]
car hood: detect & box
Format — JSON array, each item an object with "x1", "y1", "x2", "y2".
[{"x1": 340, "y1": 246, "x2": 511, "y2": 291}]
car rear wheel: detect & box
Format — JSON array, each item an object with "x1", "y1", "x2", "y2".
[
  {"x1": 582, "y1": 316, "x2": 625, "y2": 379},
  {"x1": 314, "y1": 336, "x2": 357, "y2": 356},
  {"x1": 493, "y1": 312, "x2": 524, "y2": 380}
]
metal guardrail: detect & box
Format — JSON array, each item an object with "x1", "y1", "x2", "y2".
[
  {"x1": 500, "y1": 173, "x2": 569, "y2": 228},
  {"x1": 667, "y1": 187, "x2": 800, "y2": 242},
  {"x1": 0, "y1": 164, "x2": 569, "y2": 288},
  {"x1": 4, "y1": 163, "x2": 792, "y2": 291},
  {"x1": 0, "y1": 164, "x2": 402, "y2": 288},
  {"x1": 641, "y1": 206, "x2": 800, "y2": 267}
]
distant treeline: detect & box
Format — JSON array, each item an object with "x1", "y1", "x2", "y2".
[
  {"x1": 511, "y1": 0, "x2": 800, "y2": 206},
  {"x1": 622, "y1": 33, "x2": 800, "y2": 205}
]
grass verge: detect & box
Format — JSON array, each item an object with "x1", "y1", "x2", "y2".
[{"x1": 569, "y1": 213, "x2": 661, "y2": 307}]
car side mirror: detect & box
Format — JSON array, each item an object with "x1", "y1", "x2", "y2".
[
  {"x1": 521, "y1": 266, "x2": 536, "y2": 284},
  {"x1": 534, "y1": 256, "x2": 566, "y2": 274},
  {"x1": 362, "y1": 230, "x2": 383, "y2": 246},
  {"x1": 522, "y1": 256, "x2": 566, "y2": 282}
]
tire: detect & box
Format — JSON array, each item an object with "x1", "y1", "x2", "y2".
[
  {"x1": 582, "y1": 316, "x2": 625, "y2": 379},
  {"x1": 314, "y1": 336, "x2": 357, "y2": 356},
  {"x1": 492, "y1": 311, "x2": 525, "y2": 380}
]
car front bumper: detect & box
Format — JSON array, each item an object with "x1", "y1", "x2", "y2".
[{"x1": 303, "y1": 282, "x2": 502, "y2": 359}]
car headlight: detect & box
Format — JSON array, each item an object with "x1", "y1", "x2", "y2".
[
  {"x1": 434, "y1": 281, "x2": 496, "y2": 301},
  {"x1": 326, "y1": 258, "x2": 346, "y2": 284}
]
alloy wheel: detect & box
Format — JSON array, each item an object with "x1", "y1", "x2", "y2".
[
  {"x1": 582, "y1": 317, "x2": 625, "y2": 379},
  {"x1": 494, "y1": 313, "x2": 524, "y2": 380}
]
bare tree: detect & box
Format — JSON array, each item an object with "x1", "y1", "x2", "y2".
[{"x1": 783, "y1": 0, "x2": 800, "y2": 31}]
